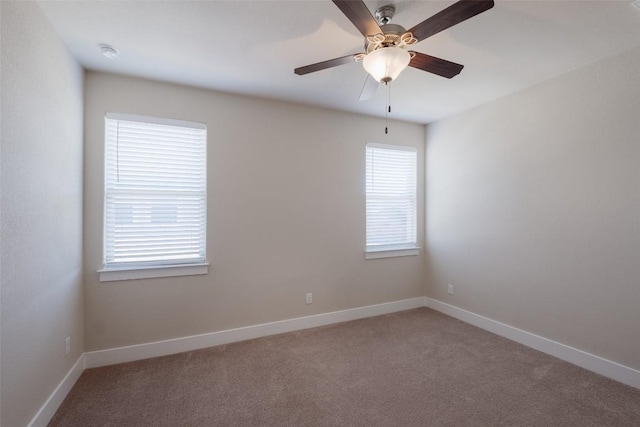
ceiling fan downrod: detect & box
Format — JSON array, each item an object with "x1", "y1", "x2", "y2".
[{"x1": 375, "y1": 5, "x2": 395, "y2": 25}]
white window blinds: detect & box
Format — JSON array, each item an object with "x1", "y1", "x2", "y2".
[
  {"x1": 104, "y1": 113, "x2": 207, "y2": 269},
  {"x1": 366, "y1": 143, "x2": 417, "y2": 251}
]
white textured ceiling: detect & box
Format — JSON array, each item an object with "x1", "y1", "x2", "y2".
[{"x1": 37, "y1": 0, "x2": 640, "y2": 124}]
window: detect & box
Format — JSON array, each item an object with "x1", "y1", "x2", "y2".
[
  {"x1": 99, "y1": 113, "x2": 207, "y2": 281},
  {"x1": 366, "y1": 143, "x2": 418, "y2": 259}
]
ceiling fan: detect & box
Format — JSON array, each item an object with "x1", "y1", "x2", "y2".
[{"x1": 294, "y1": 0, "x2": 494, "y2": 100}]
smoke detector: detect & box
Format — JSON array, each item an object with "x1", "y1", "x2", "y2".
[{"x1": 99, "y1": 44, "x2": 119, "y2": 59}]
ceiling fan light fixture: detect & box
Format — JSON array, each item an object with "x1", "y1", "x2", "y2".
[{"x1": 363, "y1": 47, "x2": 410, "y2": 83}]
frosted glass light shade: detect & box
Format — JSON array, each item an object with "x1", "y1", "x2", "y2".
[{"x1": 363, "y1": 47, "x2": 411, "y2": 83}]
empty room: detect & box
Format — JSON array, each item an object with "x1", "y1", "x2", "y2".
[{"x1": 1, "y1": 0, "x2": 639, "y2": 426}]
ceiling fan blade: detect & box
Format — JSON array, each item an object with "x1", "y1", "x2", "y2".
[
  {"x1": 332, "y1": 0, "x2": 382, "y2": 37},
  {"x1": 408, "y1": 0, "x2": 494, "y2": 43},
  {"x1": 294, "y1": 54, "x2": 357, "y2": 75},
  {"x1": 359, "y1": 74, "x2": 379, "y2": 101},
  {"x1": 409, "y1": 52, "x2": 464, "y2": 79}
]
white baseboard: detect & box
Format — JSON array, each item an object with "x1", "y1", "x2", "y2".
[
  {"x1": 29, "y1": 295, "x2": 640, "y2": 427},
  {"x1": 27, "y1": 354, "x2": 85, "y2": 427},
  {"x1": 85, "y1": 297, "x2": 425, "y2": 368},
  {"x1": 424, "y1": 297, "x2": 640, "y2": 389}
]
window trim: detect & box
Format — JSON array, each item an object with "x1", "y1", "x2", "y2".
[
  {"x1": 98, "y1": 262, "x2": 209, "y2": 282},
  {"x1": 105, "y1": 112, "x2": 206, "y2": 131},
  {"x1": 365, "y1": 142, "x2": 419, "y2": 259},
  {"x1": 365, "y1": 247, "x2": 420, "y2": 260},
  {"x1": 100, "y1": 113, "x2": 208, "y2": 280}
]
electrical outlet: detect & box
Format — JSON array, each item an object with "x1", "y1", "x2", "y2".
[
  {"x1": 448, "y1": 284, "x2": 454, "y2": 295},
  {"x1": 306, "y1": 293, "x2": 313, "y2": 304},
  {"x1": 65, "y1": 336, "x2": 71, "y2": 356}
]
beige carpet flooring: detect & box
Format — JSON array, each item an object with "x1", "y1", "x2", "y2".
[{"x1": 49, "y1": 308, "x2": 640, "y2": 426}]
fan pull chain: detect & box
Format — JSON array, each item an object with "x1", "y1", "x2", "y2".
[
  {"x1": 389, "y1": 81, "x2": 392, "y2": 115},
  {"x1": 385, "y1": 82, "x2": 389, "y2": 134}
]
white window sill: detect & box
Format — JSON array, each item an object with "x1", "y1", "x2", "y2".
[
  {"x1": 98, "y1": 263, "x2": 209, "y2": 282},
  {"x1": 365, "y1": 247, "x2": 420, "y2": 260}
]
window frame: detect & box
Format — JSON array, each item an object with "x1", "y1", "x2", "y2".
[
  {"x1": 98, "y1": 113, "x2": 208, "y2": 282},
  {"x1": 365, "y1": 142, "x2": 420, "y2": 260}
]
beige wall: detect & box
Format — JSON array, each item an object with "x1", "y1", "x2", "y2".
[
  {"x1": 0, "y1": 2, "x2": 84, "y2": 426},
  {"x1": 83, "y1": 72, "x2": 425, "y2": 351},
  {"x1": 425, "y1": 45, "x2": 640, "y2": 370}
]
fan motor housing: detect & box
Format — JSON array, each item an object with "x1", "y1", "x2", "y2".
[
  {"x1": 364, "y1": 23, "x2": 408, "y2": 51},
  {"x1": 380, "y1": 24, "x2": 407, "y2": 36}
]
